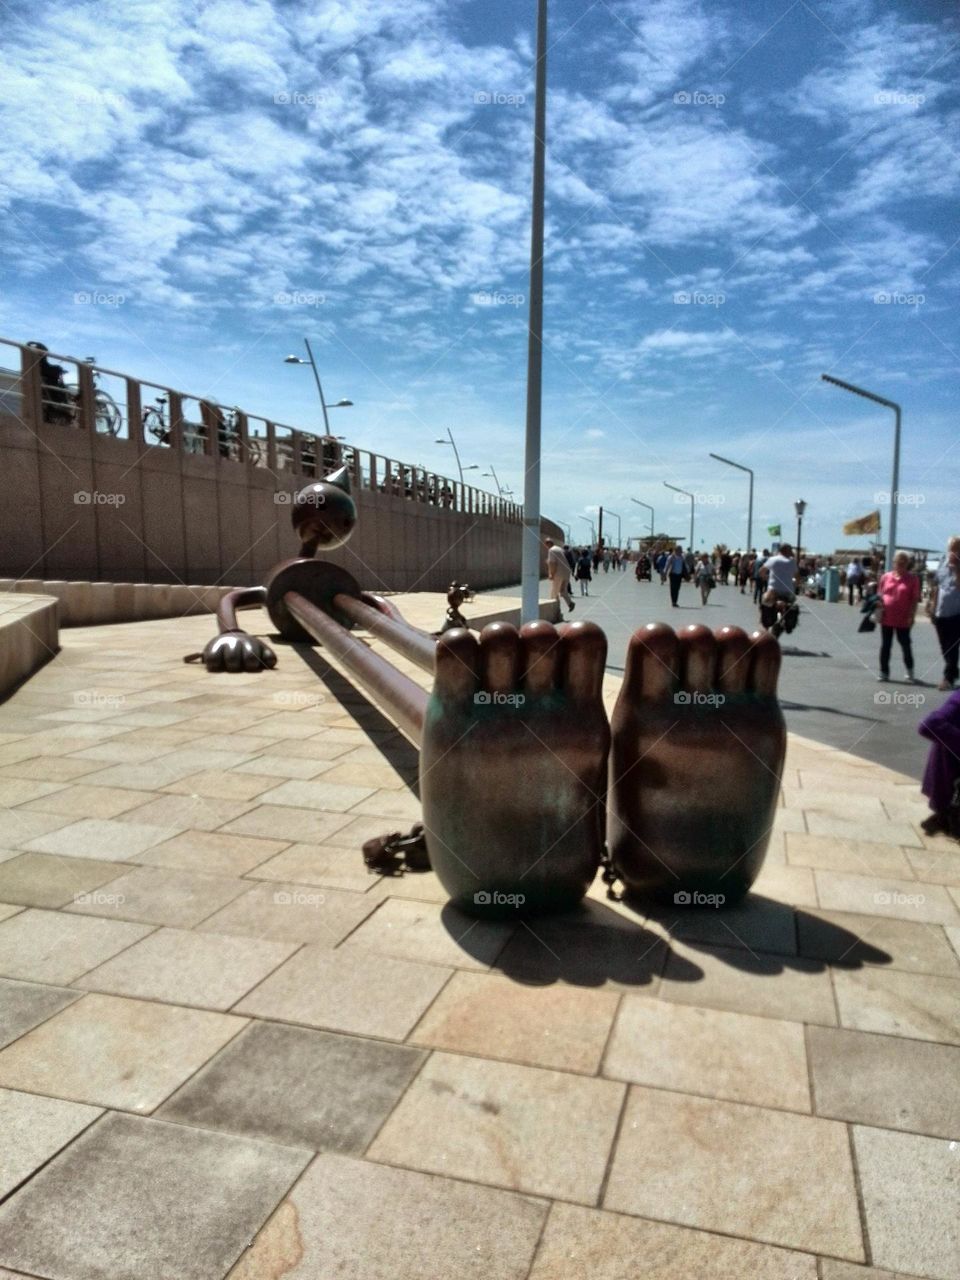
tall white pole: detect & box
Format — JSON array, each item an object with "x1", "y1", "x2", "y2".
[{"x1": 520, "y1": 0, "x2": 548, "y2": 623}]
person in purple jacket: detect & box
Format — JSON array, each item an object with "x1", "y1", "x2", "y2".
[{"x1": 918, "y1": 689, "x2": 960, "y2": 837}]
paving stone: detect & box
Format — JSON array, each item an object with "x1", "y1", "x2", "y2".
[
  {"x1": 643, "y1": 896, "x2": 798, "y2": 956},
  {"x1": 64, "y1": 864, "x2": 250, "y2": 928},
  {"x1": 198, "y1": 880, "x2": 377, "y2": 944},
  {"x1": 804, "y1": 814, "x2": 922, "y2": 847},
  {"x1": 232, "y1": 754, "x2": 339, "y2": 780},
  {"x1": 219, "y1": 804, "x2": 355, "y2": 843},
  {"x1": 23, "y1": 817, "x2": 181, "y2": 862},
  {"x1": 159, "y1": 1020, "x2": 425, "y2": 1151},
  {"x1": 19, "y1": 783, "x2": 157, "y2": 819},
  {"x1": 411, "y1": 971, "x2": 619, "y2": 1073},
  {"x1": 0, "y1": 756, "x2": 102, "y2": 782},
  {"x1": 0, "y1": 778, "x2": 65, "y2": 806},
  {"x1": 604, "y1": 995, "x2": 810, "y2": 1111},
  {"x1": 814, "y1": 871, "x2": 959, "y2": 925},
  {"x1": 227, "y1": 1152, "x2": 546, "y2": 1280},
  {"x1": 905, "y1": 842, "x2": 960, "y2": 887},
  {"x1": 0, "y1": 1088, "x2": 101, "y2": 1198},
  {"x1": 319, "y1": 760, "x2": 406, "y2": 789},
  {"x1": 0, "y1": 977, "x2": 80, "y2": 1049},
  {"x1": 797, "y1": 909, "x2": 959, "y2": 976},
  {"x1": 349, "y1": 789, "x2": 422, "y2": 820},
  {"x1": 76, "y1": 927, "x2": 297, "y2": 1009},
  {"x1": 495, "y1": 917, "x2": 667, "y2": 992},
  {"x1": 0, "y1": 852, "x2": 130, "y2": 909},
  {"x1": 236, "y1": 943, "x2": 450, "y2": 1039},
  {"x1": 750, "y1": 861, "x2": 819, "y2": 907},
  {"x1": 135, "y1": 829, "x2": 289, "y2": 876},
  {"x1": 786, "y1": 833, "x2": 914, "y2": 879},
  {"x1": 246, "y1": 841, "x2": 386, "y2": 893},
  {"x1": 604, "y1": 1086, "x2": 863, "y2": 1260},
  {"x1": 0, "y1": 993, "x2": 246, "y2": 1111},
  {"x1": 527, "y1": 1201, "x2": 818, "y2": 1280},
  {"x1": 658, "y1": 940, "x2": 838, "y2": 1025},
  {"x1": 820, "y1": 1265, "x2": 920, "y2": 1280},
  {"x1": 854, "y1": 1125, "x2": 960, "y2": 1279},
  {"x1": 808, "y1": 1025, "x2": 960, "y2": 1139},
  {"x1": 369, "y1": 1051, "x2": 624, "y2": 1204},
  {"x1": 161, "y1": 768, "x2": 286, "y2": 799},
  {"x1": 344, "y1": 898, "x2": 515, "y2": 971},
  {"x1": 0, "y1": 1111, "x2": 310, "y2": 1280},
  {"x1": 1, "y1": 809, "x2": 72, "y2": 849},
  {"x1": 0, "y1": 909, "x2": 152, "y2": 983},
  {"x1": 256, "y1": 778, "x2": 377, "y2": 811},
  {"x1": 114, "y1": 793, "x2": 258, "y2": 832},
  {"x1": 832, "y1": 967, "x2": 960, "y2": 1044}
]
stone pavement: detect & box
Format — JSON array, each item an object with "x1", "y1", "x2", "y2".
[{"x1": 0, "y1": 603, "x2": 957, "y2": 1279}]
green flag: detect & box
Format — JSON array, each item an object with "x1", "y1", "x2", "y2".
[{"x1": 767, "y1": 524, "x2": 781, "y2": 536}]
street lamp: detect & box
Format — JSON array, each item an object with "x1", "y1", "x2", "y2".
[
  {"x1": 557, "y1": 521, "x2": 571, "y2": 541},
  {"x1": 483, "y1": 466, "x2": 504, "y2": 497},
  {"x1": 709, "y1": 452, "x2": 754, "y2": 552},
  {"x1": 433, "y1": 428, "x2": 470, "y2": 486},
  {"x1": 821, "y1": 373, "x2": 902, "y2": 571},
  {"x1": 283, "y1": 339, "x2": 352, "y2": 434},
  {"x1": 579, "y1": 515, "x2": 596, "y2": 543},
  {"x1": 631, "y1": 498, "x2": 655, "y2": 539},
  {"x1": 664, "y1": 482, "x2": 695, "y2": 550},
  {"x1": 607, "y1": 509, "x2": 622, "y2": 548},
  {"x1": 795, "y1": 499, "x2": 807, "y2": 565}
]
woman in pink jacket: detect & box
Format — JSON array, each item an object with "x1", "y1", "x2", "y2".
[{"x1": 877, "y1": 550, "x2": 921, "y2": 683}]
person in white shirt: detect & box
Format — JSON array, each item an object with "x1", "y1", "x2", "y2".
[
  {"x1": 545, "y1": 539, "x2": 575, "y2": 613},
  {"x1": 761, "y1": 544, "x2": 798, "y2": 599}
]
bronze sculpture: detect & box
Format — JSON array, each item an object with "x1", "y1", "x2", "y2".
[
  {"x1": 191, "y1": 468, "x2": 786, "y2": 915},
  {"x1": 440, "y1": 581, "x2": 474, "y2": 633}
]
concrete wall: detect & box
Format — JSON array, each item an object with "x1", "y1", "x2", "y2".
[
  {"x1": 0, "y1": 593, "x2": 58, "y2": 699},
  {"x1": 0, "y1": 412, "x2": 528, "y2": 592}
]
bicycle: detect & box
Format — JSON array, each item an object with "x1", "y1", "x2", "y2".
[
  {"x1": 66, "y1": 357, "x2": 123, "y2": 435},
  {"x1": 142, "y1": 398, "x2": 262, "y2": 464}
]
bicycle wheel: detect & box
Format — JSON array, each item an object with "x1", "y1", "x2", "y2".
[
  {"x1": 246, "y1": 436, "x2": 263, "y2": 465},
  {"x1": 142, "y1": 408, "x2": 168, "y2": 445},
  {"x1": 95, "y1": 390, "x2": 122, "y2": 436}
]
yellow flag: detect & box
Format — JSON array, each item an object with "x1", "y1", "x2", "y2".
[{"x1": 843, "y1": 510, "x2": 881, "y2": 536}]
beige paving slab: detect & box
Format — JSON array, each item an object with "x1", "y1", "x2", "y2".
[
  {"x1": 0, "y1": 852, "x2": 130, "y2": 909},
  {"x1": 0, "y1": 904, "x2": 20, "y2": 921},
  {"x1": 318, "y1": 760, "x2": 407, "y2": 790},
  {"x1": 0, "y1": 756, "x2": 103, "y2": 782},
  {"x1": 832, "y1": 967, "x2": 960, "y2": 1044},
  {"x1": 814, "y1": 871, "x2": 959, "y2": 925},
  {"x1": 808, "y1": 1025, "x2": 960, "y2": 1139},
  {"x1": 367, "y1": 870, "x2": 449, "y2": 904},
  {"x1": 66, "y1": 740, "x2": 177, "y2": 765},
  {"x1": 0, "y1": 993, "x2": 247, "y2": 1111},
  {"x1": 18, "y1": 783, "x2": 158, "y2": 819},
  {"x1": 228, "y1": 1152, "x2": 547, "y2": 1280},
  {"x1": 235, "y1": 944, "x2": 451, "y2": 1039},
  {"x1": 324, "y1": 811, "x2": 421, "y2": 848},
  {"x1": 949, "y1": 926, "x2": 960, "y2": 964},
  {"x1": 1, "y1": 810, "x2": 72, "y2": 848},
  {"x1": 255, "y1": 778, "x2": 377, "y2": 813},
  {"x1": 23, "y1": 817, "x2": 181, "y2": 862},
  {"x1": 769, "y1": 809, "x2": 808, "y2": 835},
  {"x1": 114, "y1": 793, "x2": 258, "y2": 832},
  {"x1": 232, "y1": 754, "x2": 339, "y2": 781},
  {"x1": 820, "y1": 1264, "x2": 920, "y2": 1280},
  {"x1": 198, "y1": 880, "x2": 377, "y2": 945},
  {"x1": 348, "y1": 789, "x2": 422, "y2": 820},
  {"x1": 344, "y1": 898, "x2": 516, "y2": 971},
  {"x1": 219, "y1": 804, "x2": 355, "y2": 843},
  {"x1": 0, "y1": 978, "x2": 81, "y2": 1050},
  {"x1": 750, "y1": 861, "x2": 819, "y2": 907},
  {"x1": 0, "y1": 909, "x2": 152, "y2": 983},
  {"x1": 527, "y1": 1201, "x2": 818, "y2": 1280},
  {"x1": 70, "y1": 756, "x2": 213, "y2": 790},
  {"x1": 792, "y1": 793, "x2": 888, "y2": 820},
  {"x1": 797, "y1": 909, "x2": 959, "y2": 977},
  {"x1": 369, "y1": 1051, "x2": 625, "y2": 1204},
  {"x1": 162, "y1": 768, "x2": 298, "y2": 798},
  {"x1": 76, "y1": 927, "x2": 298, "y2": 1010},
  {"x1": 804, "y1": 813, "x2": 922, "y2": 847},
  {"x1": 0, "y1": 778, "x2": 65, "y2": 807},
  {"x1": 0, "y1": 1088, "x2": 101, "y2": 1199},
  {"x1": 854, "y1": 1125, "x2": 960, "y2": 1280},
  {"x1": 786, "y1": 833, "x2": 914, "y2": 879},
  {"x1": 245, "y1": 841, "x2": 385, "y2": 893},
  {"x1": 603, "y1": 995, "x2": 811, "y2": 1111},
  {"x1": 797, "y1": 769, "x2": 906, "y2": 797},
  {"x1": 260, "y1": 735, "x2": 356, "y2": 761},
  {"x1": 658, "y1": 940, "x2": 838, "y2": 1026},
  {"x1": 906, "y1": 844, "x2": 960, "y2": 887},
  {"x1": 136, "y1": 829, "x2": 289, "y2": 877},
  {"x1": 65, "y1": 864, "x2": 250, "y2": 928},
  {"x1": 604, "y1": 1086, "x2": 863, "y2": 1260},
  {"x1": 410, "y1": 971, "x2": 619, "y2": 1073}
]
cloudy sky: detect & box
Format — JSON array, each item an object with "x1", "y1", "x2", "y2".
[{"x1": 1, "y1": 0, "x2": 957, "y2": 556}]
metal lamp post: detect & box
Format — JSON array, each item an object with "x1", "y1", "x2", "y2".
[
  {"x1": 284, "y1": 339, "x2": 352, "y2": 433},
  {"x1": 483, "y1": 466, "x2": 504, "y2": 497},
  {"x1": 821, "y1": 373, "x2": 902, "y2": 571},
  {"x1": 579, "y1": 515, "x2": 596, "y2": 543},
  {"x1": 631, "y1": 499, "x2": 654, "y2": 541},
  {"x1": 795, "y1": 499, "x2": 806, "y2": 564},
  {"x1": 709, "y1": 452, "x2": 754, "y2": 551},
  {"x1": 433, "y1": 429, "x2": 468, "y2": 486},
  {"x1": 607, "y1": 509, "x2": 622, "y2": 549},
  {"x1": 664, "y1": 482, "x2": 695, "y2": 550}
]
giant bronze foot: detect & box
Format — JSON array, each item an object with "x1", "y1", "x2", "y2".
[
  {"x1": 421, "y1": 619, "x2": 609, "y2": 918},
  {"x1": 608, "y1": 623, "x2": 785, "y2": 906}
]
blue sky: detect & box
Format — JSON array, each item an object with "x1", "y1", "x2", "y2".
[{"x1": 1, "y1": 0, "x2": 957, "y2": 556}]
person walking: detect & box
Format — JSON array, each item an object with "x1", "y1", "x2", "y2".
[
  {"x1": 665, "y1": 545, "x2": 687, "y2": 608},
  {"x1": 695, "y1": 553, "x2": 715, "y2": 605},
  {"x1": 846, "y1": 557, "x2": 865, "y2": 605},
  {"x1": 877, "y1": 551, "x2": 921, "y2": 683},
  {"x1": 545, "y1": 538, "x2": 575, "y2": 614},
  {"x1": 917, "y1": 688, "x2": 960, "y2": 837},
  {"x1": 753, "y1": 550, "x2": 769, "y2": 604},
  {"x1": 575, "y1": 548, "x2": 592, "y2": 597},
  {"x1": 928, "y1": 536, "x2": 960, "y2": 691}
]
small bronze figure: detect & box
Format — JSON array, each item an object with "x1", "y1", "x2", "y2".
[{"x1": 440, "y1": 581, "x2": 474, "y2": 633}]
